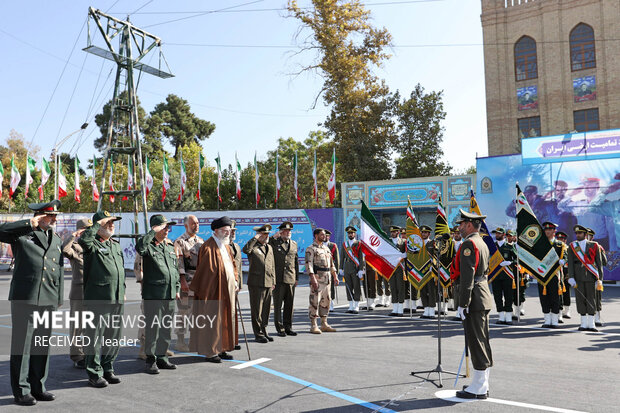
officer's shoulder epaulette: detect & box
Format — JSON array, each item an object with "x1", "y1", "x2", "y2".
[
  {"x1": 165, "y1": 239, "x2": 174, "y2": 245},
  {"x1": 111, "y1": 238, "x2": 120, "y2": 244}
]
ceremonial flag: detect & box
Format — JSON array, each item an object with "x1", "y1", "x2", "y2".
[
  {"x1": 312, "y1": 149, "x2": 318, "y2": 203},
  {"x1": 405, "y1": 196, "x2": 433, "y2": 289},
  {"x1": 327, "y1": 148, "x2": 336, "y2": 204},
  {"x1": 293, "y1": 151, "x2": 301, "y2": 202},
  {"x1": 123, "y1": 156, "x2": 133, "y2": 201},
  {"x1": 177, "y1": 151, "x2": 186, "y2": 201},
  {"x1": 196, "y1": 152, "x2": 205, "y2": 200},
  {"x1": 74, "y1": 156, "x2": 81, "y2": 203},
  {"x1": 38, "y1": 157, "x2": 51, "y2": 200},
  {"x1": 108, "y1": 158, "x2": 115, "y2": 203},
  {"x1": 274, "y1": 152, "x2": 280, "y2": 203},
  {"x1": 162, "y1": 154, "x2": 170, "y2": 202},
  {"x1": 215, "y1": 153, "x2": 222, "y2": 203},
  {"x1": 516, "y1": 184, "x2": 560, "y2": 294},
  {"x1": 470, "y1": 189, "x2": 503, "y2": 282},
  {"x1": 9, "y1": 155, "x2": 21, "y2": 199},
  {"x1": 0, "y1": 161, "x2": 4, "y2": 198},
  {"x1": 359, "y1": 200, "x2": 404, "y2": 279},
  {"x1": 91, "y1": 155, "x2": 100, "y2": 201},
  {"x1": 58, "y1": 158, "x2": 68, "y2": 198},
  {"x1": 145, "y1": 156, "x2": 153, "y2": 196},
  {"x1": 235, "y1": 152, "x2": 241, "y2": 200},
  {"x1": 435, "y1": 195, "x2": 455, "y2": 288},
  {"x1": 25, "y1": 154, "x2": 36, "y2": 199},
  {"x1": 254, "y1": 152, "x2": 260, "y2": 206}
]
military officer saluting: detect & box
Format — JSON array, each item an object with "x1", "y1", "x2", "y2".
[
  {"x1": 269, "y1": 221, "x2": 299, "y2": 336},
  {"x1": 2, "y1": 200, "x2": 63, "y2": 406},
  {"x1": 339, "y1": 226, "x2": 365, "y2": 314},
  {"x1": 306, "y1": 228, "x2": 338, "y2": 334},
  {"x1": 80, "y1": 211, "x2": 125, "y2": 388},
  {"x1": 136, "y1": 215, "x2": 181, "y2": 374}
]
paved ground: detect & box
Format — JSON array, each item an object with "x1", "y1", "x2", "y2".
[{"x1": 0, "y1": 270, "x2": 618, "y2": 412}]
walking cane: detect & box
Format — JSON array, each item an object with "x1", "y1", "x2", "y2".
[{"x1": 236, "y1": 298, "x2": 251, "y2": 361}]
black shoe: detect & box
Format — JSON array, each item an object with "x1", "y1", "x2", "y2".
[
  {"x1": 351, "y1": 310, "x2": 359, "y2": 314},
  {"x1": 146, "y1": 363, "x2": 160, "y2": 375},
  {"x1": 389, "y1": 312, "x2": 397, "y2": 317},
  {"x1": 32, "y1": 391, "x2": 55, "y2": 402},
  {"x1": 587, "y1": 327, "x2": 599, "y2": 332},
  {"x1": 345, "y1": 310, "x2": 353, "y2": 314},
  {"x1": 541, "y1": 324, "x2": 551, "y2": 328},
  {"x1": 264, "y1": 335, "x2": 274, "y2": 342},
  {"x1": 277, "y1": 331, "x2": 286, "y2": 337},
  {"x1": 496, "y1": 320, "x2": 505, "y2": 325},
  {"x1": 595, "y1": 322, "x2": 603, "y2": 327},
  {"x1": 218, "y1": 352, "x2": 233, "y2": 360},
  {"x1": 234, "y1": 345, "x2": 242, "y2": 350},
  {"x1": 461, "y1": 386, "x2": 489, "y2": 399},
  {"x1": 88, "y1": 377, "x2": 109, "y2": 388},
  {"x1": 512, "y1": 315, "x2": 519, "y2": 320},
  {"x1": 564, "y1": 314, "x2": 571, "y2": 319},
  {"x1": 205, "y1": 355, "x2": 222, "y2": 363},
  {"x1": 103, "y1": 372, "x2": 121, "y2": 384},
  {"x1": 558, "y1": 319, "x2": 564, "y2": 324},
  {"x1": 255, "y1": 336, "x2": 268, "y2": 343},
  {"x1": 397, "y1": 313, "x2": 404, "y2": 317},
  {"x1": 74, "y1": 359, "x2": 86, "y2": 369},
  {"x1": 417, "y1": 305, "x2": 424, "y2": 309},
  {"x1": 578, "y1": 326, "x2": 587, "y2": 331},
  {"x1": 156, "y1": 360, "x2": 177, "y2": 369},
  {"x1": 285, "y1": 329, "x2": 298, "y2": 336},
  {"x1": 455, "y1": 390, "x2": 476, "y2": 399},
  {"x1": 504, "y1": 320, "x2": 513, "y2": 325},
  {"x1": 14, "y1": 394, "x2": 37, "y2": 406}
]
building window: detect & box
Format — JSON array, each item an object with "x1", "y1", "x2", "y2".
[
  {"x1": 573, "y1": 108, "x2": 599, "y2": 132},
  {"x1": 570, "y1": 23, "x2": 596, "y2": 71},
  {"x1": 514, "y1": 36, "x2": 537, "y2": 81},
  {"x1": 518, "y1": 116, "x2": 541, "y2": 139}
]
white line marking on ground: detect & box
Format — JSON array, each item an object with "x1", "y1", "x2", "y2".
[
  {"x1": 435, "y1": 390, "x2": 588, "y2": 412},
  {"x1": 230, "y1": 357, "x2": 271, "y2": 369}
]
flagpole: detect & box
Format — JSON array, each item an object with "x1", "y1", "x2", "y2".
[{"x1": 515, "y1": 183, "x2": 521, "y2": 323}]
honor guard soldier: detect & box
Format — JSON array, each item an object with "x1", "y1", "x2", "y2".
[
  {"x1": 62, "y1": 218, "x2": 93, "y2": 369},
  {"x1": 454, "y1": 210, "x2": 493, "y2": 400},
  {"x1": 173, "y1": 215, "x2": 204, "y2": 352},
  {"x1": 269, "y1": 222, "x2": 299, "y2": 337},
  {"x1": 586, "y1": 228, "x2": 606, "y2": 327},
  {"x1": 229, "y1": 220, "x2": 243, "y2": 349},
  {"x1": 2, "y1": 200, "x2": 63, "y2": 406},
  {"x1": 243, "y1": 224, "x2": 276, "y2": 343},
  {"x1": 306, "y1": 228, "x2": 339, "y2": 333},
  {"x1": 507, "y1": 229, "x2": 527, "y2": 319},
  {"x1": 540, "y1": 222, "x2": 565, "y2": 328},
  {"x1": 555, "y1": 231, "x2": 572, "y2": 319},
  {"x1": 339, "y1": 226, "x2": 365, "y2": 314},
  {"x1": 388, "y1": 226, "x2": 406, "y2": 316},
  {"x1": 419, "y1": 225, "x2": 436, "y2": 318},
  {"x1": 324, "y1": 229, "x2": 340, "y2": 311},
  {"x1": 136, "y1": 215, "x2": 181, "y2": 374},
  {"x1": 567, "y1": 225, "x2": 604, "y2": 332},
  {"x1": 491, "y1": 228, "x2": 516, "y2": 325},
  {"x1": 449, "y1": 226, "x2": 463, "y2": 312},
  {"x1": 80, "y1": 211, "x2": 125, "y2": 388}
]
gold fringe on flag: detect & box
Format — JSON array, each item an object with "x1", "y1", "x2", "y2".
[
  {"x1": 543, "y1": 285, "x2": 547, "y2": 295},
  {"x1": 512, "y1": 279, "x2": 516, "y2": 289}
]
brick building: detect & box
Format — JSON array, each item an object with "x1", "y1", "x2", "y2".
[{"x1": 481, "y1": 0, "x2": 620, "y2": 156}]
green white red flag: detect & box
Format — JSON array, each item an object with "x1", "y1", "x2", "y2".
[
  {"x1": 38, "y1": 157, "x2": 51, "y2": 200},
  {"x1": 144, "y1": 156, "x2": 153, "y2": 196},
  {"x1": 74, "y1": 156, "x2": 81, "y2": 203},
  {"x1": 108, "y1": 158, "x2": 115, "y2": 203},
  {"x1": 294, "y1": 150, "x2": 300, "y2": 202},
  {"x1": 235, "y1": 152, "x2": 241, "y2": 200},
  {"x1": 162, "y1": 154, "x2": 170, "y2": 202},
  {"x1": 254, "y1": 152, "x2": 260, "y2": 206},
  {"x1": 312, "y1": 150, "x2": 318, "y2": 203},
  {"x1": 25, "y1": 154, "x2": 36, "y2": 199},
  {"x1": 196, "y1": 152, "x2": 205, "y2": 200},
  {"x1": 327, "y1": 148, "x2": 336, "y2": 204},
  {"x1": 177, "y1": 151, "x2": 186, "y2": 201},
  {"x1": 215, "y1": 153, "x2": 222, "y2": 202},
  {"x1": 91, "y1": 155, "x2": 100, "y2": 201},
  {"x1": 274, "y1": 152, "x2": 280, "y2": 203},
  {"x1": 10, "y1": 155, "x2": 21, "y2": 199}
]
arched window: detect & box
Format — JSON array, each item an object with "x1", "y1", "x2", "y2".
[
  {"x1": 570, "y1": 23, "x2": 596, "y2": 71},
  {"x1": 514, "y1": 36, "x2": 537, "y2": 81}
]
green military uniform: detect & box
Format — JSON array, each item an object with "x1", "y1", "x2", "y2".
[
  {"x1": 269, "y1": 222, "x2": 299, "y2": 336},
  {"x1": 388, "y1": 227, "x2": 407, "y2": 316},
  {"x1": 80, "y1": 211, "x2": 125, "y2": 385},
  {"x1": 3, "y1": 200, "x2": 64, "y2": 403},
  {"x1": 340, "y1": 227, "x2": 365, "y2": 313},
  {"x1": 491, "y1": 228, "x2": 516, "y2": 325},
  {"x1": 419, "y1": 232, "x2": 437, "y2": 318},
  {"x1": 135, "y1": 215, "x2": 180, "y2": 370},
  {"x1": 556, "y1": 231, "x2": 572, "y2": 319},
  {"x1": 587, "y1": 228, "x2": 606, "y2": 327},
  {"x1": 243, "y1": 225, "x2": 276, "y2": 342}
]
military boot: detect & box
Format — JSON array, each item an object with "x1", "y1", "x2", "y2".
[
  {"x1": 310, "y1": 318, "x2": 322, "y2": 334},
  {"x1": 320, "y1": 317, "x2": 337, "y2": 332}
]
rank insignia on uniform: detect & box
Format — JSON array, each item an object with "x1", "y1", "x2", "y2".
[{"x1": 463, "y1": 248, "x2": 471, "y2": 256}]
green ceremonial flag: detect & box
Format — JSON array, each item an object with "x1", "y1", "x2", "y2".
[{"x1": 405, "y1": 197, "x2": 433, "y2": 290}]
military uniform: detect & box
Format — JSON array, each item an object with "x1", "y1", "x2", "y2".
[
  {"x1": 362, "y1": 264, "x2": 378, "y2": 309},
  {"x1": 325, "y1": 230, "x2": 339, "y2": 310},
  {"x1": 339, "y1": 227, "x2": 365, "y2": 313},
  {"x1": 80, "y1": 211, "x2": 125, "y2": 386},
  {"x1": 587, "y1": 228, "x2": 606, "y2": 327},
  {"x1": 243, "y1": 226, "x2": 276, "y2": 342},
  {"x1": 230, "y1": 221, "x2": 243, "y2": 348},
  {"x1": 306, "y1": 238, "x2": 337, "y2": 333},
  {"x1": 538, "y1": 223, "x2": 565, "y2": 328},
  {"x1": 419, "y1": 232, "x2": 437, "y2": 318},
  {"x1": 136, "y1": 215, "x2": 181, "y2": 372},
  {"x1": 492, "y1": 228, "x2": 516, "y2": 325},
  {"x1": 388, "y1": 227, "x2": 407, "y2": 316},
  {"x1": 556, "y1": 231, "x2": 572, "y2": 319},
  {"x1": 3, "y1": 201, "x2": 64, "y2": 404},
  {"x1": 270, "y1": 222, "x2": 299, "y2": 336}
]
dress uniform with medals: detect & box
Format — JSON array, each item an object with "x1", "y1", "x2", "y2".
[
  {"x1": 388, "y1": 226, "x2": 407, "y2": 317},
  {"x1": 269, "y1": 221, "x2": 299, "y2": 336},
  {"x1": 540, "y1": 222, "x2": 565, "y2": 328},
  {"x1": 339, "y1": 226, "x2": 365, "y2": 314},
  {"x1": 508, "y1": 229, "x2": 528, "y2": 319},
  {"x1": 3, "y1": 200, "x2": 63, "y2": 406},
  {"x1": 419, "y1": 225, "x2": 436, "y2": 318},
  {"x1": 491, "y1": 228, "x2": 516, "y2": 325},
  {"x1": 306, "y1": 228, "x2": 338, "y2": 333},
  {"x1": 80, "y1": 210, "x2": 125, "y2": 388},
  {"x1": 135, "y1": 215, "x2": 180, "y2": 374},
  {"x1": 586, "y1": 228, "x2": 606, "y2": 327},
  {"x1": 556, "y1": 231, "x2": 572, "y2": 319}
]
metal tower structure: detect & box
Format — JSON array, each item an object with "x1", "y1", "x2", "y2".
[{"x1": 83, "y1": 7, "x2": 173, "y2": 234}]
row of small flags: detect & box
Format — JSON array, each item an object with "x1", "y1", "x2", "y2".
[{"x1": 0, "y1": 148, "x2": 338, "y2": 205}]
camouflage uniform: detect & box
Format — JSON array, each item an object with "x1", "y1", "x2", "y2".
[
  {"x1": 306, "y1": 241, "x2": 336, "y2": 320},
  {"x1": 173, "y1": 233, "x2": 204, "y2": 339}
]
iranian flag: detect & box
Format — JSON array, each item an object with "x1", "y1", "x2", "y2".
[
  {"x1": 177, "y1": 151, "x2": 186, "y2": 201},
  {"x1": 327, "y1": 148, "x2": 336, "y2": 204},
  {"x1": 0, "y1": 161, "x2": 4, "y2": 198},
  {"x1": 215, "y1": 153, "x2": 222, "y2": 202},
  {"x1": 162, "y1": 154, "x2": 170, "y2": 202},
  {"x1": 57, "y1": 158, "x2": 68, "y2": 198},
  {"x1": 38, "y1": 157, "x2": 51, "y2": 200},
  {"x1": 145, "y1": 156, "x2": 153, "y2": 196},
  {"x1": 196, "y1": 152, "x2": 205, "y2": 200},
  {"x1": 108, "y1": 158, "x2": 115, "y2": 203},
  {"x1": 123, "y1": 157, "x2": 133, "y2": 201},
  {"x1": 254, "y1": 151, "x2": 260, "y2": 206},
  {"x1": 25, "y1": 153, "x2": 36, "y2": 199},
  {"x1": 312, "y1": 149, "x2": 318, "y2": 203},
  {"x1": 293, "y1": 150, "x2": 301, "y2": 202},
  {"x1": 9, "y1": 155, "x2": 21, "y2": 199},
  {"x1": 74, "y1": 156, "x2": 81, "y2": 203},
  {"x1": 91, "y1": 155, "x2": 100, "y2": 201},
  {"x1": 274, "y1": 152, "x2": 280, "y2": 203},
  {"x1": 359, "y1": 200, "x2": 404, "y2": 279},
  {"x1": 235, "y1": 152, "x2": 241, "y2": 200}
]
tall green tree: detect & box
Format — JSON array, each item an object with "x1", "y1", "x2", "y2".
[{"x1": 93, "y1": 91, "x2": 148, "y2": 152}]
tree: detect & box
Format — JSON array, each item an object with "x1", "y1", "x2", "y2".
[
  {"x1": 93, "y1": 91, "x2": 148, "y2": 153},
  {"x1": 393, "y1": 84, "x2": 451, "y2": 178},
  {"x1": 0, "y1": 130, "x2": 41, "y2": 211}
]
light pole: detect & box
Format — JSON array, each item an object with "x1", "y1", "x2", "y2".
[{"x1": 51, "y1": 123, "x2": 88, "y2": 199}]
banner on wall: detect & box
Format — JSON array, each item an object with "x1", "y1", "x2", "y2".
[
  {"x1": 573, "y1": 75, "x2": 596, "y2": 103},
  {"x1": 522, "y1": 129, "x2": 620, "y2": 165},
  {"x1": 517, "y1": 85, "x2": 538, "y2": 111}
]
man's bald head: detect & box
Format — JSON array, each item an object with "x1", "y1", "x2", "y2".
[{"x1": 184, "y1": 215, "x2": 199, "y2": 235}]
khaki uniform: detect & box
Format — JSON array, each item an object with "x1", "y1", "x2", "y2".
[
  {"x1": 173, "y1": 233, "x2": 204, "y2": 337},
  {"x1": 243, "y1": 238, "x2": 275, "y2": 339},
  {"x1": 326, "y1": 241, "x2": 339, "y2": 303},
  {"x1": 306, "y1": 242, "x2": 336, "y2": 319},
  {"x1": 62, "y1": 234, "x2": 86, "y2": 363},
  {"x1": 269, "y1": 237, "x2": 299, "y2": 333}
]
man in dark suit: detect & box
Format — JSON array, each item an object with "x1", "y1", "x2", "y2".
[
  {"x1": 2, "y1": 200, "x2": 64, "y2": 406},
  {"x1": 270, "y1": 222, "x2": 299, "y2": 336}
]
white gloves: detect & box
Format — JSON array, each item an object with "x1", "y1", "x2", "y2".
[
  {"x1": 568, "y1": 278, "x2": 576, "y2": 287},
  {"x1": 559, "y1": 259, "x2": 566, "y2": 266},
  {"x1": 500, "y1": 260, "x2": 512, "y2": 267},
  {"x1": 457, "y1": 306, "x2": 468, "y2": 320},
  {"x1": 339, "y1": 269, "x2": 344, "y2": 277},
  {"x1": 357, "y1": 270, "x2": 365, "y2": 279}
]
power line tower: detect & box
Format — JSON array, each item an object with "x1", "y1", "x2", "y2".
[{"x1": 83, "y1": 7, "x2": 173, "y2": 235}]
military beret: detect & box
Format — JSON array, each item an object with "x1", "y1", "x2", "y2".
[
  {"x1": 279, "y1": 221, "x2": 293, "y2": 230},
  {"x1": 76, "y1": 218, "x2": 93, "y2": 231},
  {"x1": 491, "y1": 227, "x2": 505, "y2": 234},
  {"x1": 212, "y1": 216, "x2": 233, "y2": 230},
  {"x1": 586, "y1": 227, "x2": 595, "y2": 236},
  {"x1": 419, "y1": 225, "x2": 432, "y2": 232},
  {"x1": 324, "y1": 229, "x2": 332, "y2": 235},
  {"x1": 29, "y1": 199, "x2": 61, "y2": 215},
  {"x1": 253, "y1": 223, "x2": 272, "y2": 233},
  {"x1": 150, "y1": 214, "x2": 177, "y2": 228},
  {"x1": 389, "y1": 226, "x2": 401, "y2": 232},
  {"x1": 345, "y1": 226, "x2": 357, "y2": 233},
  {"x1": 556, "y1": 231, "x2": 568, "y2": 239},
  {"x1": 573, "y1": 224, "x2": 587, "y2": 233},
  {"x1": 542, "y1": 222, "x2": 558, "y2": 230},
  {"x1": 455, "y1": 209, "x2": 486, "y2": 224},
  {"x1": 92, "y1": 210, "x2": 122, "y2": 224}
]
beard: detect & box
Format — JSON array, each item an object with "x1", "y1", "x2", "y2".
[
  {"x1": 215, "y1": 233, "x2": 230, "y2": 244},
  {"x1": 98, "y1": 227, "x2": 114, "y2": 239}
]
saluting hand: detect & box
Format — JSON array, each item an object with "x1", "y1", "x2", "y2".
[{"x1": 152, "y1": 223, "x2": 167, "y2": 233}]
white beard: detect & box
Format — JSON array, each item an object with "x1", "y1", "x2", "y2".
[
  {"x1": 216, "y1": 234, "x2": 230, "y2": 244},
  {"x1": 98, "y1": 228, "x2": 114, "y2": 239}
]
